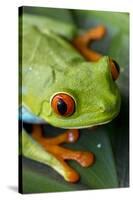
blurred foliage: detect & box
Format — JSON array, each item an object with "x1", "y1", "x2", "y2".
[{"x1": 20, "y1": 7, "x2": 129, "y2": 193}]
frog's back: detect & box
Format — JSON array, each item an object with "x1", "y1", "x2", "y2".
[
  {"x1": 22, "y1": 23, "x2": 84, "y2": 71},
  {"x1": 21, "y1": 22, "x2": 84, "y2": 116}
]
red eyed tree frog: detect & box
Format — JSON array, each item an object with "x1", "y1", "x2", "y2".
[{"x1": 20, "y1": 13, "x2": 121, "y2": 182}]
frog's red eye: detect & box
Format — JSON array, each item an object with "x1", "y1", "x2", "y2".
[
  {"x1": 109, "y1": 58, "x2": 120, "y2": 80},
  {"x1": 51, "y1": 93, "x2": 75, "y2": 117}
]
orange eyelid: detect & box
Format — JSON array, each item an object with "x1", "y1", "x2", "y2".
[
  {"x1": 51, "y1": 93, "x2": 75, "y2": 116},
  {"x1": 109, "y1": 58, "x2": 120, "y2": 81}
]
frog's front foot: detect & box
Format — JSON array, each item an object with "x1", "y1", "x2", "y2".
[
  {"x1": 72, "y1": 25, "x2": 106, "y2": 61},
  {"x1": 32, "y1": 125, "x2": 94, "y2": 182}
]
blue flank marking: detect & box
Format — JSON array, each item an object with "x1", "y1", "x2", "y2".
[{"x1": 19, "y1": 106, "x2": 45, "y2": 124}]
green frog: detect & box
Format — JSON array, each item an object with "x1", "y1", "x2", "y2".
[{"x1": 20, "y1": 13, "x2": 121, "y2": 182}]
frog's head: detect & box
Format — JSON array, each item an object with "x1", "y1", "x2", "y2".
[{"x1": 40, "y1": 56, "x2": 121, "y2": 128}]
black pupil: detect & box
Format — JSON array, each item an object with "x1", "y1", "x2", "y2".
[
  {"x1": 57, "y1": 99, "x2": 67, "y2": 115},
  {"x1": 112, "y1": 59, "x2": 120, "y2": 73}
]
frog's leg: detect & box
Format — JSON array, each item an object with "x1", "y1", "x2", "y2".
[
  {"x1": 31, "y1": 124, "x2": 94, "y2": 182},
  {"x1": 72, "y1": 25, "x2": 106, "y2": 61}
]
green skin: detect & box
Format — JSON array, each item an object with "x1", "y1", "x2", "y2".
[{"x1": 20, "y1": 14, "x2": 121, "y2": 181}]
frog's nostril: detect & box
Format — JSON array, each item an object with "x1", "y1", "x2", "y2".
[{"x1": 109, "y1": 58, "x2": 120, "y2": 81}]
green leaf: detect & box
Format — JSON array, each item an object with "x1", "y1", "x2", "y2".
[
  {"x1": 22, "y1": 6, "x2": 75, "y2": 24},
  {"x1": 22, "y1": 157, "x2": 87, "y2": 194}
]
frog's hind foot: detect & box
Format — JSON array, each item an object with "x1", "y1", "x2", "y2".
[
  {"x1": 72, "y1": 25, "x2": 106, "y2": 61},
  {"x1": 32, "y1": 125, "x2": 94, "y2": 182}
]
